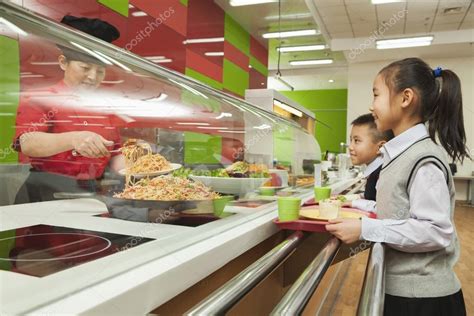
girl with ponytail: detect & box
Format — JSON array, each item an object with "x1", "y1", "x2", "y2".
[{"x1": 326, "y1": 58, "x2": 469, "y2": 315}]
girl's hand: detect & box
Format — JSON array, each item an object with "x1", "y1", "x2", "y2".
[{"x1": 325, "y1": 218, "x2": 361, "y2": 244}]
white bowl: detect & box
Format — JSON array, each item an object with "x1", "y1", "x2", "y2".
[{"x1": 189, "y1": 176, "x2": 270, "y2": 195}]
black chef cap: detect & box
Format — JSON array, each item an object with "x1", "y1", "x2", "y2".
[{"x1": 58, "y1": 15, "x2": 120, "y2": 65}]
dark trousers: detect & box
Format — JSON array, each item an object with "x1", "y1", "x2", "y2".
[{"x1": 384, "y1": 290, "x2": 466, "y2": 316}]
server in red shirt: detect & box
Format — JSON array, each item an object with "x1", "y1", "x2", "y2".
[{"x1": 14, "y1": 16, "x2": 124, "y2": 203}]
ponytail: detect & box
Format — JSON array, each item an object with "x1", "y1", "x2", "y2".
[
  {"x1": 428, "y1": 69, "x2": 469, "y2": 162},
  {"x1": 379, "y1": 58, "x2": 470, "y2": 162}
]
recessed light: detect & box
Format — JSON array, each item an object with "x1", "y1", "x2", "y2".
[
  {"x1": 262, "y1": 29, "x2": 319, "y2": 39},
  {"x1": 328, "y1": 79, "x2": 334, "y2": 83},
  {"x1": 289, "y1": 59, "x2": 333, "y2": 66}
]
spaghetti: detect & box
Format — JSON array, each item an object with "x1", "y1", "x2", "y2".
[{"x1": 114, "y1": 175, "x2": 220, "y2": 201}]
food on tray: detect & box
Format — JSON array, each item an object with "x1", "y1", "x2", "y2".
[
  {"x1": 113, "y1": 175, "x2": 220, "y2": 201},
  {"x1": 319, "y1": 199, "x2": 342, "y2": 219}
]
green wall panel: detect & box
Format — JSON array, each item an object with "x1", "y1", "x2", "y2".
[
  {"x1": 184, "y1": 132, "x2": 222, "y2": 165},
  {"x1": 180, "y1": 0, "x2": 189, "y2": 6},
  {"x1": 0, "y1": 36, "x2": 20, "y2": 163},
  {"x1": 223, "y1": 59, "x2": 249, "y2": 97},
  {"x1": 280, "y1": 90, "x2": 347, "y2": 154},
  {"x1": 98, "y1": 0, "x2": 129, "y2": 17},
  {"x1": 224, "y1": 14, "x2": 249, "y2": 56},
  {"x1": 273, "y1": 125, "x2": 293, "y2": 166},
  {"x1": 0, "y1": 230, "x2": 15, "y2": 271},
  {"x1": 249, "y1": 56, "x2": 268, "y2": 76},
  {"x1": 185, "y1": 67, "x2": 223, "y2": 91}
]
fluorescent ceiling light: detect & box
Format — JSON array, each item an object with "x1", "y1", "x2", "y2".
[
  {"x1": 204, "y1": 52, "x2": 224, "y2": 57},
  {"x1": 177, "y1": 122, "x2": 210, "y2": 126},
  {"x1": 70, "y1": 42, "x2": 113, "y2": 65},
  {"x1": 215, "y1": 112, "x2": 232, "y2": 119},
  {"x1": 218, "y1": 130, "x2": 246, "y2": 133},
  {"x1": 132, "y1": 11, "x2": 147, "y2": 17},
  {"x1": 254, "y1": 124, "x2": 272, "y2": 130},
  {"x1": 153, "y1": 59, "x2": 173, "y2": 63},
  {"x1": 262, "y1": 29, "x2": 319, "y2": 39},
  {"x1": 289, "y1": 59, "x2": 333, "y2": 66},
  {"x1": 30, "y1": 61, "x2": 59, "y2": 65},
  {"x1": 277, "y1": 44, "x2": 326, "y2": 52},
  {"x1": 328, "y1": 79, "x2": 334, "y2": 83},
  {"x1": 371, "y1": 0, "x2": 405, "y2": 4},
  {"x1": 376, "y1": 36, "x2": 433, "y2": 49},
  {"x1": 183, "y1": 37, "x2": 225, "y2": 44},
  {"x1": 230, "y1": 0, "x2": 277, "y2": 6},
  {"x1": 102, "y1": 80, "x2": 125, "y2": 84},
  {"x1": 265, "y1": 12, "x2": 312, "y2": 21},
  {"x1": 145, "y1": 56, "x2": 166, "y2": 60},
  {"x1": 274, "y1": 99, "x2": 302, "y2": 117},
  {"x1": 0, "y1": 17, "x2": 27, "y2": 36},
  {"x1": 197, "y1": 126, "x2": 229, "y2": 130}
]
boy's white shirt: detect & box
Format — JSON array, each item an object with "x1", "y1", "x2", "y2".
[
  {"x1": 351, "y1": 156, "x2": 383, "y2": 212},
  {"x1": 359, "y1": 124, "x2": 453, "y2": 252}
]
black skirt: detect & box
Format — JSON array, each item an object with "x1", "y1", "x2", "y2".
[{"x1": 384, "y1": 290, "x2": 466, "y2": 316}]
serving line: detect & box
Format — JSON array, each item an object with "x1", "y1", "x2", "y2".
[{"x1": 0, "y1": 178, "x2": 360, "y2": 315}]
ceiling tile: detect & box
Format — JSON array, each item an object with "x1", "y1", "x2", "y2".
[
  {"x1": 326, "y1": 23, "x2": 353, "y2": 33},
  {"x1": 323, "y1": 14, "x2": 351, "y2": 25},
  {"x1": 376, "y1": 2, "x2": 408, "y2": 22},
  {"x1": 329, "y1": 31, "x2": 354, "y2": 38},
  {"x1": 313, "y1": 0, "x2": 345, "y2": 8},
  {"x1": 432, "y1": 22, "x2": 461, "y2": 31},
  {"x1": 405, "y1": 24, "x2": 433, "y2": 34},
  {"x1": 318, "y1": 5, "x2": 348, "y2": 18}
]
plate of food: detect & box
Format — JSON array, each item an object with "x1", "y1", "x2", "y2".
[
  {"x1": 118, "y1": 162, "x2": 182, "y2": 178},
  {"x1": 98, "y1": 175, "x2": 222, "y2": 220},
  {"x1": 188, "y1": 161, "x2": 270, "y2": 195},
  {"x1": 118, "y1": 138, "x2": 181, "y2": 178}
]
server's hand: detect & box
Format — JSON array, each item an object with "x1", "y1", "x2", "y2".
[{"x1": 71, "y1": 131, "x2": 114, "y2": 158}]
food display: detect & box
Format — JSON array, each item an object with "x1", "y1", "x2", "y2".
[
  {"x1": 113, "y1": 175, "x2": 220, "y2": 201},
  {"x1": 295, "y1": 176, "x2": 314, "y2": 187},
  {"x1": 173, "y1": 161, "x2": 270, "y2": 179}
]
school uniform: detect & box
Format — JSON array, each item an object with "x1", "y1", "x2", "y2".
[
  {"x1": 360, "y1": 123, "x2": 465, "y2": 316},
  {"x1": 351, "y1": 156, "x2": 383, "y2": 212}
]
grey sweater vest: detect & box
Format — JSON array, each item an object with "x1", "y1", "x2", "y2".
[{"x1": 376, "y1": 137, "x2": 461, "y2": 298}]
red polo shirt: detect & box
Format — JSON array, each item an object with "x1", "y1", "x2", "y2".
[{"x1": 14, "y1": 81, "x2": 122, "y2": 180}]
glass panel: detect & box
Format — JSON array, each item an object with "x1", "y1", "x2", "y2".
[{"x1": 0, "y1": 2, "x2": 321, "y2": 312}]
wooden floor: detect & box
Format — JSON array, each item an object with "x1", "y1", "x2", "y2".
[{"x1": 327, "y1": 203, "x2": 474, "y2": 315}]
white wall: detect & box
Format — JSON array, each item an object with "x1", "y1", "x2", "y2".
[{"x1": 347, "y1": 56, "x2": 473, "y2": 200}]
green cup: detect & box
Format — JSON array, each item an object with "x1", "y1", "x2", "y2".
[
  {"x1": 213, "y1": 195, "x2": 235, "y2": 217},
  {"x1": 277, "y1": 197, "x2": 301, "y2": 222},
  {"x1": 259, "y1": 187, "x2": 276, "y2": 196},
  {"x1": 314, "y1": 186, "x2": 331, "y2": 202}
]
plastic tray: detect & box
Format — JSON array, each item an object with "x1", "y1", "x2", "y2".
[{"x1": 273, "y1": 207, "x2": 376, "y2": 233}]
